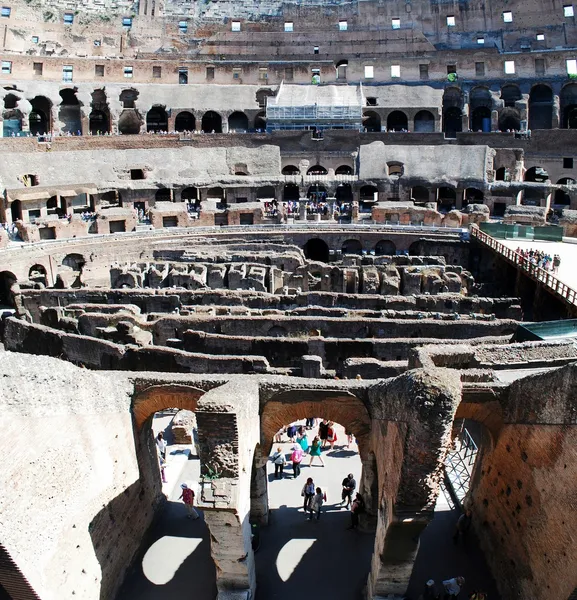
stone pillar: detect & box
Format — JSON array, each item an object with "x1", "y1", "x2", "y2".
[
  {"x1": 491, "y1": 109, "x2": 499, "y2": 132},
  {"x1": 455, "y1": 189, "x2": 465, "y2": 210},
  {"x1": 301, "y1": 355, "x2": 323, "y2": 378},
  {"x1": 552, "y1": 94, "x2": 560, "y2": 129},
  {"x1": 351, "y1": 200, "x2": 359, "y2": 221},
  {"x1": 299, "y1": 201, "x2": 307, "y2": 221}
]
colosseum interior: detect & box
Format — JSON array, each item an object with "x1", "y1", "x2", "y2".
[{"x1": 0, "y1": 0, "x2": 577, "y2": 598}]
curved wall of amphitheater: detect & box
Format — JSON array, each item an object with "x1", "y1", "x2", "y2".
[{"x1": 1, "y1": 1, "x2": 577, "y2": 599}]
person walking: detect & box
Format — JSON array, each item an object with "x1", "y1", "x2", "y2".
[
  {"x1": 179, "y1": 483, "x2": 199, "y2": 519},
  {"x1": 302, "y1": 477, "x2": 315, "y2": 512},
  {"x1": 421, "y1": 579, "x2": 440, "y2": 600},
  {"x1": 297, "y1": 430, "x2": 309, "y2": 453},
  {"x1": 327, "y1": 421, "x2": 337, "y2": 449},
  {"x1": 159, "y1": 455, "x2": 168, "y2": 483},
  {"x1": 348, "y1": 493, "x2": 365, "y2": 530},
  {"x1": 318, "y1": 419, "x2": 329, "y2": 448},
  {"x1": 272, "y1": 447, "x2": 286, "y2": 479},
  {"x1": 308, "y1": 436, "x2": 325, "y2": 466},
  {"x1": 453, "y1": 508, "x2": 472, "y2": 543},
  {"x1": 286, "y1": 423, "x2": 298, "y2": 443},
  {"x1": 442, "y1": 576, "x2": 465, "y2": 598},
  {"x1": 307, "y1": 487, "x2": 326, "y2": 521},
  {"x1": 291, "y1": 444, "x2": 303, "y2": 478},
  {"x1": 156, "y1": 431, "x2": 167, "y2": 460},
  {"x1": 340, "y1": 473, "x2": 356, "y2": 508}
]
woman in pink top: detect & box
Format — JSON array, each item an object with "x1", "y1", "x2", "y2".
[{"x1": 291, "y1": 444, "x2": 304, "y2": 478}]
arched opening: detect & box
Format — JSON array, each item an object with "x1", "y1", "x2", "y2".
[
  {"x1": 335, "y1": 165, "x2": 353, "y2": 175},
  {"x1": 119, "y1": 88, "x2": 139, "y2": 109},
  {"x1": 207, "y1": 187, "x2": 226, "y2": 208},
  {"x1": 560, "y1": 84, "x2": 577, "y2": 128},
  {"x1": 119, "y1": 385, "x2": 217, "y2": 599},
  {"x1": 10, "y1": 199, "x2": 22, "y2": 222},
  {"x1": 464, "y1": 188, "x2": 484, "y2": 207},
  {"x1": 118, "y1": 110, "x2": 142, "y2": 135},
  {"x1": 146, "y1": 106, "x2": 168, "y2": 133},
  {"x1": 28, "y1": 264, "x2": 48, "y2": 286},
  {"x1": 29, "y1": 96, "x2": 52, "y2": 135},
  {"x1": 155, "y1": 188, "x2": 172, "y2": 202},
  {"x1": 201, "y1": 111, "x2": 222, "y2": 133},
  {"x1": 342, "y1": 239, "x2": 362, "y2": 255},
  {"x1": 336, "y1": 183, "x2": 353, "y2": 202},
  {"x1": 58, "y1": 89, "x2": 82, "y2": 135},
  {"x1": 554, "y1": 178, "x2": 575, "y2": 205},
  {"x1": 3, "y1": 93, "x2": 22, "y2": 136},
  {"x1": 501, "y1": 84, "x2": 522, "y2": 108},
  {"x1": 413, "y1": 110, "x2": 435, "y2": 133},
  {"x1": 175, "y1": 111, "x2": 195, "y2": 132},
  {"x1": 498, "y1": 107, "x2": 521, "y2": 131},
  {"x1": 256, "y1": 88, "x2": 275, "y2": 108},
  {"x1": 228, "y1": 111, "x2": 249, "y2": 132},
  {"x1": 524, "y1": 166, "x2": 549, "y2": 182},
  {"x1": 386, "y1": 110, "x2": 408, "y2": 132},
  {"x1": 411, "y1": 186, "x2": 429, "y2": 202},
  {"x1": 388, "y1": 163, "x2": 404, "y2": 178},
  {"x1": 254, "y1": 111, "x2": 266, "y2": 131},
  {"x1": 529, "y1": 85, "x2": 553, "y2": 130},
  {"x1": 363, "y1": 111, "x2": 381, "y2": 132},
  {"x1": 437, "y1": 187, "x2": 456, "y2": 211},
  {"x1": 443, "y1": 88, "x2": 463, "y2": 137},
  {"x1": 282, "y1": 165, "x2": 300, "y2": 175},
  {"x1": 89, "y1": 110, "x2": 109, "y2": 135},
  {"x1": 303, "y1": 238, "x2": 329, "y2": 262},
  {"x1": 47, "y1": 195, "x2": 66, "y2": 217},
  {"x1": 256, "y1": 186, "x2": 276, "y2": 200},
  {"x1": 336, "y1": 59, "x2": 348, "y2": 80},
  {"x1": 469, "y1": 87, "x2": 492, "y2": 132},
  {"x1": 181, "y1": 187, "x2": 199, "y2": 202},
  {"x1": 257, "y1": 393, "x2": 375, "y2": 598},
  {"x1": 62, "y1": 253, "x2": 85, "y2": 273},
  {"x1": 0, "y1": 271, "x2": 17, "y2": 307},
  {"x1": 283, "y1": 183, "x2": 300, "y2": 202},
  {"x1": 375, "y1": 240, "x2": 396, "y2": 256},
  {"x1": 307, "y1": 165, "x2": 328, "y2": 176}
]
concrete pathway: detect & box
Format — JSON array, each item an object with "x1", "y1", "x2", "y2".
[{"x1": 255, "y1": 421, "x2": 375, "y2": 600}]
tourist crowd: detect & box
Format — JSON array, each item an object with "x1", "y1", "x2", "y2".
[{"x1": 515, "y1": 247, "x2": 561, "y2": 273}]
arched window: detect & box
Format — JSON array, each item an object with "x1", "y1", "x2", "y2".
[
  {"x1": 411, "y1": 186, "x2": 429, "y2": 202},
  {"x1": 146, "y1": 107, "x2": 168, "y2": 133},
  {"x1": 525, "y1": 166, "x2": 549, "y2": 182},
  {"x1": 155, "y1": 188, "x2": 172, "y2": 202},
  {"x1": 386, "y1": 111, "x2": 408, "y2": 132},
  {"x1": 335, "y1": 165, "x2": 353, "y2": 175},
  {"x1": 414, "y1": 110, "x2": 435, "y2": 133},
  {"x1": 175, "y1": 111, "x2": 195, "y2": 132},
  {"x1": 29, "y1": 96, "x2": 52, "y2": 135},
  {"x1": 282, "y1": 165, "x2": 300, "y2": 175},
  {"x1": 89, "y1": 110, "x2": 109, "y2": 134},
  {"x1": 363, "y1": 111, "x2": 381, "y2": 132},
  {"x1": 529, "y1": 85, "x2": 553, "y2": 130},
  {"x1": 442, "y1": 88, "x2": 463, "y2": 137},
  {"x1": 202, "y1": 111, "x2": 222, "y2": 133},
  {"x1": 307, "y1": 165, "x2": 328, "y2": 175},
  {"x1": 228, "y1": 111, "x2": 249, "y2": 132},
  {"x1": 59, "y1": 89, "x2": 82, "y2": 134},
  {"x1": 342, "y1": 239, "x2": 362, "y2": 255}
]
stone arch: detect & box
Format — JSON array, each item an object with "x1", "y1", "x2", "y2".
[
  {"x1": 386, "y1": 110, "x2": 408, "y2": 132},
  {"x1": 201, "y1": 111, "x2": 222, "y2": 133},
  {"x1": 335, "y1": 165, "x2": 353, "y2": 175},
  {"x1": 118, "y1": 110, "x2": 142, "y2": 135},
  {"x1": 529, "y1": 84, "x2": 553, "y2": 130},
  {"x1": 282, "y1": 165, "x2": 300, "y2": 175},
  {"x1": 469, "y1": 86, "x2": 492, "y2": 132},
  {"x1": 29, "y1": 96, "x2": 52, "y2": 135},
  {"x1": 525, "y1": 166, "x2": 549, "y2": 182},
  {"x1": 442, "y1": 87, "x2": 463, "y2": 137},
  {"x1": 228, "y1": 111, "x2": 249, "y2": 132},
  {"x1": 62, "y1": 253, "x2": 85, "y2": 272},
  {"x1": 58, "y1": 88, "x2": 82, "y2": 134},
  {"x1": 119, "y1": 88, "x2": 138, "y2": 109},
  {"x1": 181, "y1": 186, "x2": 199, "y2": 202},
  {"x1": 454, "y1": 400, "x2": 503, "y2": 450},
  {"x1": 146, "y1": 106, "x2": 168, "y2": 133},
  {"x1": 495, "y1": 167, "x2": 508, "y2": 181},
  {"x1": 363, "y1": 110, "x2": 381, "y2": 132},
  {"x1": 174, "y1": 111, "x2": 195, "y2": 132},
  {"x1": 465, "y1": 187, "x2": 484, "y2": 204},
  {"x1": 303, "y1": 238, "x2": 329, "y2": 262},
  {"x1": 342, "y1": 239, "x2": 362, "y2": 255},
  {"x1": 411, "y1": 186, "x2": 429, "y2": 202},
  {"x1": 89, "y1": 110, "x2": 109, "y2": 135},
  {"x1": 375, "y1": 240, "x2": 396, "y2": 256},
  {"x1": 28, "y1": 264, "x2": 48, "y2": 286},
  {"x1": 3, "y1": 93, "x2": 22, "y2": 136},
  {"x1": 260, "y1": 389, "x2": 371, "y2": 458},
  {"x1": 307, "y1": 164, "x2": 327, "y2": 175},
  {"x1": 132, "y1": 384, "x2": 205, "y2": 430},
  {"x1": 560, "y1": 83, "x2": 577, "y2": 128},
  {"x1": 155, "y1": 188, "x2": 172, "y2": 202},
  {"x1": 307, "y1": 184, "x2": 327, "y2": 200},
  {"x1": 499, "y1": 107, "x2": 521, "y2": 131},
  {"x1": 0, "y1": 271, "x2": 17, "y2": 307},
  {"x1": 10, "y1": 199, "x2": 22, "y2": 222},
  {"x1": 256, "y1": 88, "x2": 275, "y2": 108},
  {"x1": 414, "y1": 110, "x2": 435, "y2": 133}
]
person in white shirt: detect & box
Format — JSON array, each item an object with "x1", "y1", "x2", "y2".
[
  {"x1": 156, "y1": 432, "x2": 167, "y2": 459},
  {"x1": 442, "y1": 576, "x2": 465, "y2": 598}
]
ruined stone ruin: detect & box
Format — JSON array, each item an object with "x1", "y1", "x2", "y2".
[{"x1": 1, "y1": 0, "x2": 577, "y2": 598}]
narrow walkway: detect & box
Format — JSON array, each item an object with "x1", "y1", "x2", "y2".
[
  {"x1": 406, "y1": 484, "x2": 501, "y2": 600},
  {"x1": 255, "y1": 422, "x2": 375, "y2": 600}
]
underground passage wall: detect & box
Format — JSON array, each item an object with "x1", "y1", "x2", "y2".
[
  {"x1": 469, "y1": 364, "x2": 577, "y2": 600},
  {"x1": 0, "y1": 352, "x2": 149, "y2": 600}
]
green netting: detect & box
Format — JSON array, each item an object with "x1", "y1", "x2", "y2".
[
  {"x1": 514, "y1": 319, "x2": 577, "y2": 342},
  {"x1": 479, "y1": 223, "x2": 563, "y2": 241}
]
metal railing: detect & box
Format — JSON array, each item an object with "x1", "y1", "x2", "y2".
[
  {"x1": 445, "y1": 426, "x2": 478, "y2": 503},
  {"x1": 471, "y1": 226, "x2": 577, "y2": 307}
]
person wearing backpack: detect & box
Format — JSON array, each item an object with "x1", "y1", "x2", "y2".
[
  {"x1": 272, "y1": 447, "x2": 286, "y2": 479},
  {"x1": 348, "y1": 493, "x2": 365, "y2": 530},
  {"x1": 291, "y1": 444, "x2": 304, "y2": 478}
]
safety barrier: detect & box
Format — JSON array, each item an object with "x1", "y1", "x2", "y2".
[{"x1": 471, "y1": 226, "x2": 577, "y2": 307}]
